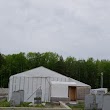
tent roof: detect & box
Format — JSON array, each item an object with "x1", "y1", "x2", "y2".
[
  {"x1": 10, "y1": 66, "x2": 68, "y2": 78},
  {"x1": 10, "y1": 66, "x2": 90, "y2": 87}
]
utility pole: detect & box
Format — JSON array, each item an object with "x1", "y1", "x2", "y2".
[{"x1": 101, "y1": 72, "x2": 103, "y2": 88}]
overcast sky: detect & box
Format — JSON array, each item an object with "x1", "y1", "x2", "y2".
[{"x1": 0, "y1": 0, "x2": 110, "y2": 59}]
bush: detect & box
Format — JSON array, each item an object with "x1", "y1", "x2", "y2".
[
  {"x1": 0, "y1": 100, "x2": 44, "y2": 108},
  {"x1": 16, "y1": 102, "x2": 31, "y2": 107},
  {"x1": 0, "y1": 99, "x2": 10, "y2": 107}
]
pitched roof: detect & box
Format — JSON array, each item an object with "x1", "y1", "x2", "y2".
[
  {"x1": 10, "y1": 66, "x2": 90, "y2": 87},
  {"x1": 10, "y1": 66, "x2": 68, "y2": 78}
]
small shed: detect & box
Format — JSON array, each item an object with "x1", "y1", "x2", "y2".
[
  {"x1": 8, "y1": 66, "x2": 91, "y2": 103},
  {"x1": 50, "y1": 81, "x2": 77, "y2": 101}
]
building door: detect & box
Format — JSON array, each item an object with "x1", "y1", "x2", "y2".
[{"x1": 68, "y1": 86, "x2": 77, "y2": 101}]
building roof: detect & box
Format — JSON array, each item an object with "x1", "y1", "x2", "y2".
[
  {"x1": 10, "y1": 66, "x2": 68, "y2": 78},
  {"x1": 10, "y1": 66, "x2": 90, "y2": 87}
]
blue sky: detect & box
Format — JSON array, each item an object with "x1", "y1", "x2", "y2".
[{"x1": 0, "y1": 0, "x2": 110, "y2": 59}]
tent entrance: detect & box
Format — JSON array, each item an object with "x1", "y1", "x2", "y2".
[{"x1": 68, "y1": 86, "x2": 77, "y2": 101}]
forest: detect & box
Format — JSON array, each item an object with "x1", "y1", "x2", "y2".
[{"x1": 0, "y1": 52, "x2": 110, "y2": 90}]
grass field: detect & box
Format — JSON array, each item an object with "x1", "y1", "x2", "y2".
[
  {"x1": 67, "y1": 101, "x2": 84, "y2": 110},
  {"x1": 0, "y1": 99, "x2": 85, "y2": 109}
]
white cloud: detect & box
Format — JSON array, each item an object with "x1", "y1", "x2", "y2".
[{"x1": 0, "y1": 0, "x2": 110, "y2": 59}]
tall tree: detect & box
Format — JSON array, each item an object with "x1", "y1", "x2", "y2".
[
  {"x1": 54, "y1": 56, "x2": 65, "y2": 75},
  {"x1": 27, "y1": 52, "x2": 41, "y2": 69},
  {"x1": 40, "y1": 52, "x2": 59, "y2": 70}
]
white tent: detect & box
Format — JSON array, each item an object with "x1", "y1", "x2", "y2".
[{"x1": 8, "y1": 66, "x2": 91, "y2": 102}]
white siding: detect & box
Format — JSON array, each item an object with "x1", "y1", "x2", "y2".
[{"x1": 51, "y1": 84, "x2": 68, "y2": 98}]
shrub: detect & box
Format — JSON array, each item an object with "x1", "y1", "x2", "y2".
[
  {"x1": 0, "y1": 99, "x2": 10, "y2": 107},
  {"x1": 16, "y1": 102, "x2": 31, "y2": 107}
]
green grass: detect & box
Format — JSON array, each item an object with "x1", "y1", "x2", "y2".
[
  {"x1": 16, "y1": 102, "x2": 44, "y2": 107},
  {"x1": 0, "y1": 100, "x2": 44, "y2": 107},
  {"x1": 16, "y1": 102, "x2": 31, "y2": 107},
  {"x1": 67, "y1": 101, "x2": 84, "y2": 110},
  {"x1": 34, "y1": 104, "x2": 44, "y2": 108},
  {"x1": 0, "y1": 99, "x2": 10, "y2": 107}
]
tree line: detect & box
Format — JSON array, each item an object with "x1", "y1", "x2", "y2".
[{"x1": 0, "y1": 52, "x2": 110, "y2": 90}]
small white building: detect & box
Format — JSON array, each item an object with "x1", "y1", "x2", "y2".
[
  {"x1": 8, "y1": 66, "x2": 91, "y2": 103},
  {"x1": 102, "y1": 93, "x2": 110, "y2": 110},
  {"x1": 90, "y1": 88, "x2": 108, "y2": 95}
]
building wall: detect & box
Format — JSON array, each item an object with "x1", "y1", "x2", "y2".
[
  {"x1": 51, "y1": 84, "x2": 68, "y2": 98},
  {"x1": 8, "y1": 76, "x2": 68, "y2": 102},
  {"x1": 9, "y1": 76, "x2": 90, "y2": 102},
  {"x1": 77, "y1": 87, "x2": 91, "y2": 100},
  {"x1": 103, "y1": 94, "x2": 110, "y2": 110}
]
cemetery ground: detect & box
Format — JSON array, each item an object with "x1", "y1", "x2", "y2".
[
  {"x1": 0, "y1": 99, "x2": 71, "y2": 109},
  {"x1": 0, "y1": 99, "x2": 59, "y2": 108},
  {"x1": 67, "y1": 101, "x2": 84, "y2": 110},
  {"x1": 0, "y1": 99, "x2": 85, "y2": 110}
]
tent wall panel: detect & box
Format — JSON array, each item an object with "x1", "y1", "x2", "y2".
[
  {"x1": 9, "y1": 77, "x2": 69, "y2": 102},
  {"x1": 51, "y1": 84, "x2": 68, "y2": 98},
  {"x1": 77, "y1": 87, "x2": 91, "y2": 100}
]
